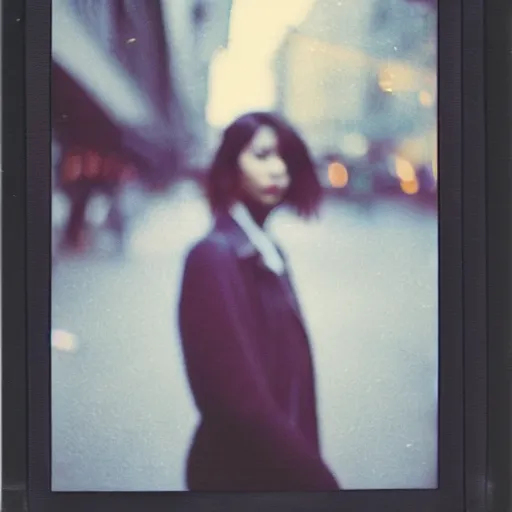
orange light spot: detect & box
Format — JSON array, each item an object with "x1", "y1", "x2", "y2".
[
  {"x1": 63, "y1": 154, "x2": 83, "y2": 182},
  {"x1": 328, "y1": 162, "x2": 349, "y2": 188},
  {"x1": 400, "y1": 179, "x2": 420, "y2": 195},
  {"x1": 378, "y1": 67, "x2": 394, "y2": 92},
  {"x1": 395, "y1": 156, "x2": 416, "y2": 182},
  {"x1": 419, "y1": 90, "x2": 434, "y2": 107}
]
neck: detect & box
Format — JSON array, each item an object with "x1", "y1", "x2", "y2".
[{"x1": 239, "y1": 197, "x2": 271, "y2": 227}]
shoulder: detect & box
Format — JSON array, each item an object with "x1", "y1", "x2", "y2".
[
  {"x1": 184, "y1": 231, "x2": 235, "y2": 271},
  {"x1": 180, "y1": 232, "x2": 238, "y2": 294}
]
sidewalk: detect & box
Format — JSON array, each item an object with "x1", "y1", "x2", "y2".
[{"x1": 51, "y1": 182, "x2": 438, "y2": 491}]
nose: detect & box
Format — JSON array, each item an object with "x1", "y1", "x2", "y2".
[{"x1": 270, "y1": 157, "x2": 287, "y2": 180}]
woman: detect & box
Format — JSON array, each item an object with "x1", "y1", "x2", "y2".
[{"x1": 178, "y1": 112, "x2": 340, "y2": 491}]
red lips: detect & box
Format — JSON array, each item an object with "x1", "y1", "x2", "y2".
[{"x1": 263, "y1": 186, "x2": 283, "y2": 195}]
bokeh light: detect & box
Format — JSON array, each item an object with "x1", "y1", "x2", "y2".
[
  {"x1": 328, "y1": 162, "x2": 349, "y2": 188},
  {"x1": 51, "y1": 329, "x2": 79, "y2": 353},
  {"x1": 400, "y1": 179, "x2": 420, "y2": 195},
  {"x1": 341, "y1": 133, "x2": 369, "y2": 159},
  {"x1": 394, "y1": 156, "x2": 416, "y2": 182},
  {"x1": 419, "y1": 90, "x2": 434, "y2": 107},
  {"x1": 378, "y1": 67, "x2": 394, "y2": 93}
]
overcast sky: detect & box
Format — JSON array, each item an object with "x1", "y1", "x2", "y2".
[{"x1": 206, "y1": 0, "x2": 317, "y2": 126}]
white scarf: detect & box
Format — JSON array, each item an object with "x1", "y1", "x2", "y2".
[{"x1": 229, "y1": 202, "x2": 285, "y2": 275}]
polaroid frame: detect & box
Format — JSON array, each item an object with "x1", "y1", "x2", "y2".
[
  {"x1": 485, "y1": 0, "x2": 512, "y2": 509},
  {"x1": 2, "y1": 0, "x2": 509, "y2": 510}
]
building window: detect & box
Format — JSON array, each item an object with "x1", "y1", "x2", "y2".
[
  {"x1": 372, "y1": 4, "x2": 390, "y2": 30},
  {"x1": 192, "y1": 2, "x2": 208, "y2": 26}
]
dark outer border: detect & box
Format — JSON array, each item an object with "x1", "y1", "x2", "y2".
[
  {"x1": 25, "y1": 0, "x2": 468, "y2": 511},
  {"x1": 461, "y1": 0, "x2": 488, "y2": 510},
  {"x1": 2, "y1": 0, "x2": 29, "y2": 511},
  {"x1": 485, "y1": 0, "x2": 512, "y2": 509}
]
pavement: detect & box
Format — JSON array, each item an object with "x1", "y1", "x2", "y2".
[{"x1": 51, "y1": 181, "x2": 438, "y2": 491}]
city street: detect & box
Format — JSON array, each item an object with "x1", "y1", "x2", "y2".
[{"x1": 51, "y1": 181, "x2": 438, "y2": 491}]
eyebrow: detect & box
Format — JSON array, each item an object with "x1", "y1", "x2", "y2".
[{"x1": 252, "y1": 144, "x2": 279, "y2": 157}]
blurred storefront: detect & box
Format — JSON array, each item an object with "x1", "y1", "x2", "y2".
[
  {"x1": 274, "y1": 0, "x2": 437, "y2": 201},
  {"x1": 53, "y1": 1, "x2": 172, "y2": 188},
  {"x1": 53, "y1": 0, "x2": 232, "y2": 184},
  {"x1": 160, "y1": 0, "x2": 232, "y2": 170},
  {"x1": 51, "y1": 0, "x2": 232, "y2": 253}
]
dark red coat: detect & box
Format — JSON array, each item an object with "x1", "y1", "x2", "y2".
[{"x1": 178, "y1": 214, "x2": 340, "y2": 491}]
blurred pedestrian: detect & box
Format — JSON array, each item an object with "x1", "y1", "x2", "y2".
[
  {"x1": 57, "y1": 148, "x2": 94, "y2": 252},
  {"x1": 100, "y1": 153, "x2": 135, "y2": 251},
  {"x1": 57, "y1": 148, "x2": 134, "y2": 254},
  {"x1": 178, "y1": 112, "x2": 341, "y2": 491}
]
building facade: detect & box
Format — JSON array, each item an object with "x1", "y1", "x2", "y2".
[
  {"x1": 52, "y1": 0, "x2": 232, "y2": 180},
  {"x1": 160, "y1": 0, "x2": 232, "y2": 169},
  {"x1": 273, "y1": 0, "x2": 436, "y2": 164}
]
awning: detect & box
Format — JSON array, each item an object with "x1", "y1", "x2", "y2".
[
  {"x1": 52, "y1": 0, "x2": 154, "y2": 130},
  {"x1": 52, "y1": 62, "x2": 173, "y2": 179}
]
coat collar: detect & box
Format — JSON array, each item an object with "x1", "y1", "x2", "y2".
[
  {"x1": 213, "y1": 212, "x2": 308, "y2": 336},
  {"x1": 213, "y1": 211, "x2": 287, "y2": 271},
  {"x1": 214, "y1": 212, "x2": 259, "y2": 259}
]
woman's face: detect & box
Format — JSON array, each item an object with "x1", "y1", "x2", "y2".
[{"x1": 237, "y1": 126, "x2": 290, "y2": 208}]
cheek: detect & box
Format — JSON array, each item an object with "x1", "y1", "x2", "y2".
[
  {"x1": 239, "y1": 170, "x2": 262, "y2": 197},
  {"x1": 238, "y1": 156, "x2": 264, "y2": 188}
]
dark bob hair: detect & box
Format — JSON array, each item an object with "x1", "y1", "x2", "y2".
[{"x1": 206, "y1": 111, "x2": 322, "y2": 218}]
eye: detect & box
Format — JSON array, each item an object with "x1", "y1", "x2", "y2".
[{"x1": 254, "y1": 148, "x2": 274, "y2": 160}]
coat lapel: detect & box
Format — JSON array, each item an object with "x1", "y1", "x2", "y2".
[
  {"x1": 214, "y1": 214, "x2": 258, "y2": 260},
  {"x1": 273, "y1": 243, "x2": 305, "y2": 323},
  {"x1": 214, "y1": 213, "x2": 309, "y2": 339},
  {"x1": 279, "y1": 271, "x2": 308, "y2": 332}
]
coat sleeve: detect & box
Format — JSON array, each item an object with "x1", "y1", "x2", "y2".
[{"x1": 178, "y1": 239, "x2": 340, "y2": 491}]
